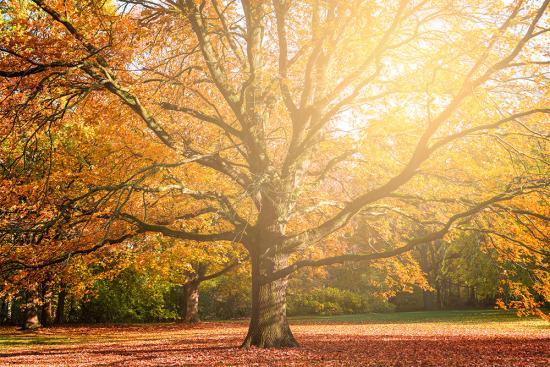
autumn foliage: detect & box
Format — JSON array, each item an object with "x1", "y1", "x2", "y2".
[{"x1": 0, "y1": 0, "x2": 549, "y2": 350}]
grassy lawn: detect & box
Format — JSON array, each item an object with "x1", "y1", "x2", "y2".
[
  {"x1": 290, "y1": 309, "x2": 547, "y2": 325},
  {"x1": 0, "y1": 331, "x2": 119, "y2": 349},
  {"x1": 0, "y1": 334, "x2": 72, "y2": 347}
]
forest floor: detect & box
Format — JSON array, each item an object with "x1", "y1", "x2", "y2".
[{"x1": 0, "y1": 310, "x2": 548, "y2": 366}]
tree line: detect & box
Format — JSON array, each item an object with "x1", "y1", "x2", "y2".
[{"x1": 1, "y1": 230, "x2": 528, "y2": 328}]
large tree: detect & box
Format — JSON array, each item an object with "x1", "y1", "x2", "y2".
[{"x1": 1, "y1": 0, "x2": 548, "y2": 347}]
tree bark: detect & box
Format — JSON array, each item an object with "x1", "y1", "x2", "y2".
[
  {"x1": 21, "y1": 290, "x2": 41, "y2": 330},
  {"x1": 183, "y1": 281, "x2": 200, "y2": 324},
  {"x1": 41, "y1": 298, "x2": 52, "y2": 326},
  {"x1": 436, "y1": 283, "x2": 443, "y2": 310},
  {"x1": 467, "y1": 285, "x2": 477, "y2": 307},
  {"x1": 242, "y1": 254, "x2": 298, "y2": 348},
  {"x1": 23, "y1": 307, "x2": 41, "y2": 330},
  {"x1": 40, "y1": 284, "x2": 53, "y2": 326},
  {"x1": 0, "y1": 298, "x2": 7, "y2": 325},
  {"x1": 6, "y1": 300, "x2": 12, "y2": 324},
  {"x1": 54, "y1": 287, "x2": 66, "y2": 324}
]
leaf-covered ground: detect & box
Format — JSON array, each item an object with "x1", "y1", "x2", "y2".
[{"x1": 0, "y1": 311, "x2": 548, "y2": 366}]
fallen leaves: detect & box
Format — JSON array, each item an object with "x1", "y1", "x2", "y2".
[{"x1": 0, "y1": 320, "x2": 548, "y2": 366}]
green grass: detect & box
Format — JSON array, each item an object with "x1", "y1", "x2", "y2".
[
  {"x1": 290, "y1": 309, "x2": 547, "y2": 325},
  {"x1": 0, "y1": 330, "x2": 118, "y2": 349},
  {"x1": 0, "y1": 334, "x2": 73, "y2": 347}
]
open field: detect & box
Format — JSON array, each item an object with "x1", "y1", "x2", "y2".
[{"x1": 0, "y1": 310, "x2": 548, "y2": 366}]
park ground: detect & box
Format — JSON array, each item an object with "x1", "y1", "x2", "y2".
[{"x1": 0, "y1": 310, "x2": 548, "y2": 366}]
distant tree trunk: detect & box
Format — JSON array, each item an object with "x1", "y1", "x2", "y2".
[
  {"x1": 22, "y1": 289, "x2": 41, "y2": 330},
  {"x1": 422, "y1": 290, "x2": 437, "y2": 310},
  {"x1": 0, "y1": 298, "x2": 6, "y2": 324},
  {"x1": 446, "y1": 280, "x2": 451, "y2": 308},
  {"x1": 467, "y1": 286, "x2": 477, "y2": 307},
  {"x1": 178, "y1": 260, "x2": 241, "y2": 324},
  {"x1": 418, "y1": 245, "x2": 437, "y2": 311},
  {"x1": 436, "y1": 282, "x2": 443, "y2": 310},
  {"x1": 54, "y1": 287, "x2": 66, "y2": 324},
  {"x1": 6, "y1": 300, "x2": 12, "y2": 324},
  {"x1": 183, "y1": 281, "x2": 200, "y2": 324},
  {"x1": 40, "y1": 284, "x2": 53, "y2": 326},
  {"x1": 41, "y1": 299, "x2": 52, "y2": 326},
  {"x1": 23, "y1": 307, "x2": 41, "y2": 330},
  {"x1": 66, "y1": 297, "x2": 78, "y2": 322},
  {"x1": 242, "y1": 252, "x2": 298, "y2": 348}
]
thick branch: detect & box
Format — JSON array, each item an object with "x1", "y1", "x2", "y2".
[
  {"x1": 120, "y1": 213, "x2": 241, "y2": 242},
  {"x1": 0, "y1": 233, "x2": 136, "y2": 273},
  {"x1": 198, "y1": 256, "x2": 248, "y2": 282},
  {"x1": 160, "y1": 102, "x2": 243, "y2": 137},
  {"x1": 268, "y1": 185, "x2": 543, "y2": 282}
]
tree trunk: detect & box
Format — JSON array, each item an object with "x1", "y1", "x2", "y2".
[
  {"x1": 183, "y1": 281, "x2": 200, "y2": 324},
  {"x1": 22, "y1": 290, "x2": 41, "y2": 330},
  {"x1": 0, "y1": 298, "x2": 6, "y2": 325},
  {"x1": 41, "y1": 284, "x2": 53, "y2": 326},
  {"x1": 41, "y1": 299, "x2": 52, "y2": 326},
  {"x1": 467, "y1": 285, "x2": 476, "y2": 307},
  {"x1": 422, "y1": 290, "x2": 436, "y2": 310},
  {"x1": 242, "y1": 254, "x2": 298, "y2": 348},
  {"x1": 23, "y1": 306, "x2": 41, "y2": 330},
  {"x1": 54, "y1": 288, "x2": 66, "y2": 324},
  {"x1": 436, "y1": 283, "x2": 443, "y2": 310},
  {"x1": 6, "y1": 300, "x2": 12, "y2": 324}
]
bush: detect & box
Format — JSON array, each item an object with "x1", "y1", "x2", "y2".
[
  {"x1": 199, "y1": 269, "x2": 251, "y2": 320},
  {"x1": 288, "y1": 287, "x2": 394, "y2": 316},
  {"x1": 78, "y1": 267, "x2": 177, "y2": 323}
]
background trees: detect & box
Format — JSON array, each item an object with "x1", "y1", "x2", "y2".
[{"x1": 1, "y1": 0, "x2": 548, "y2": 348}]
